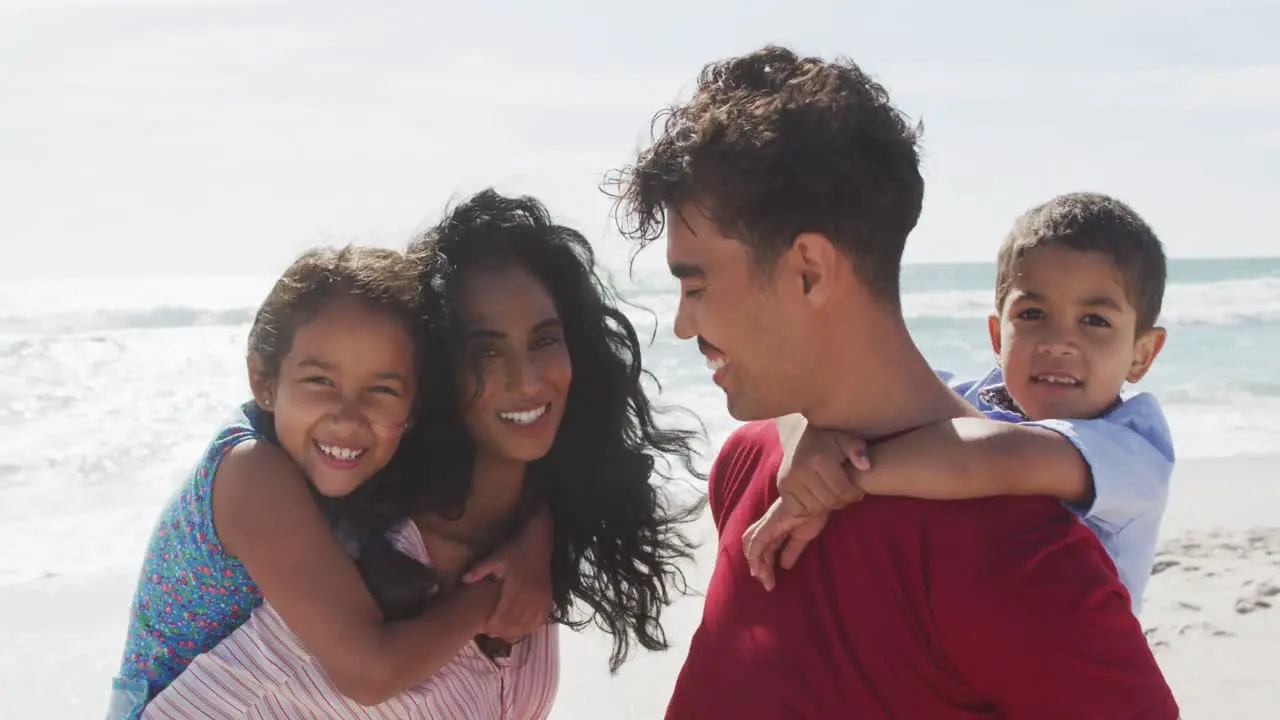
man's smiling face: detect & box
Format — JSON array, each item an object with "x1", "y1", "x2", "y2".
[{"x1": 665, "y1": 204, "x2": 819, "y2": 421}]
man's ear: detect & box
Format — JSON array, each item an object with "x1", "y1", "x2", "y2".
[
  {"x1": 788, "y1": 232, "x2": 841, "y2": 307},
  {"x1": 987, "y1": 313, "x2": 1003, "y2": 364},
  {"x1": 247, "y1": 353, "x2": 276, "y2": 412},
  {"x1": 1127, "y1": 326, "x2": 1166, "y2": 383}
]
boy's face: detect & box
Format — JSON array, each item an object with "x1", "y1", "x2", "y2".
[{"x1": 989, "y1": 244, "x2": 1166, "y2": 421}]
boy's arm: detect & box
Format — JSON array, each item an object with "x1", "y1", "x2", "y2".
[
  {"x1": 861, "y1": 394, "x2": 1174, "y2": 521},
  {"x1": 753, "y1": 396, "x2": 1175, "y2": 594},
  {"x1": 1024, "y1": 393, "x2": 1174, "y2": 532},
  {"x1": 858, "y1": 416, "x2": 1095, "y2": 503}
]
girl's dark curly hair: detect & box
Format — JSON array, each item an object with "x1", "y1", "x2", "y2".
[{"x1": 356, "y1": 188, "x2": 706, "y2": 672}]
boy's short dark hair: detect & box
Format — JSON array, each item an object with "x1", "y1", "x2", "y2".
[
  {"x1": 609, "y1": 45, "x2": 924, "y2": 305},
  {"x1": 995, "y1": 192, "x2": 1167, "y2": 331}
]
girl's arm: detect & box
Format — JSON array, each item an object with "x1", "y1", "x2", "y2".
[{"x1": 213, "y1": 440, "x2": 500, "y2": 706}]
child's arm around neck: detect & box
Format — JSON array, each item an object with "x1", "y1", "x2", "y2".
[
  {"x1": 857, "y1": 416, "x2": 1095, "y2": 503},
  {"x1": 852, "y1": 391, "x2": 1174, "y2": 524},
  {"x1": 213, "y1": 439, "x2": 501, "y2": 706}
]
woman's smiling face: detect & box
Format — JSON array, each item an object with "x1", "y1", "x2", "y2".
[{"x1": 456, "y1": 265, "x2": 572, "y2": 465}]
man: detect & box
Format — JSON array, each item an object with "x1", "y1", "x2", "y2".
[{"x1": 611, "y1": 45, "x2": 1178, "y2": 719}]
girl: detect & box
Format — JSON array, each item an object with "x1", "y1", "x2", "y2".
[
  {"x1": 141, "y1": 188, "x2": 705, "y2": 718},
  {"x1": 109, "y1": 245, "x2": 554, "y2": 719}
]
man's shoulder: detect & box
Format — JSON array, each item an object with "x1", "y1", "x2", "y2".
[
  {"x1": 724, "y1": 418, "x2": 781, "y2": 445},
  {"x1": 932, "y1": 495, "x2": 1111, "y2": 592},
  {"x1": 712, "y1": 420, "x2": 781, "y2": 473},
  {"x1": 707, "y1": 421, "x2": 781, "y2": 532},
  {"x1": 823, "y1": 494, "x2": 1094, "y2": 573}
]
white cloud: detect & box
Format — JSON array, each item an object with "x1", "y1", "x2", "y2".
[
  {"x1": 0, "y1": 0, "x2": 265, "y2": 9},
  {"x1": 1177, "y1": 65, "x2": 1280, "y2": 109},
  {"x1": 882, "y1": 64, "x2": 1182, "y2": 106},
  {"x1": 2, "y1": 0, "x2": 1279, "y2": 278},
  {"x1": 1258, "y1": 129, "x2": 1280, "y2": 147},
  {"x1": 884, "y1": 62, "x2": 1280, "y2": 113}
]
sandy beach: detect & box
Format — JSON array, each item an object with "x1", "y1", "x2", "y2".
[{"x1": 3, "y1": 453, "x2": 1277, "y2": 719}]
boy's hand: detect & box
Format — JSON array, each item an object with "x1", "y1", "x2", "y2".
[
  {"x1": 742, "y1": 500, "x2": 830, "y2": 591},
  {"x1": 462, "y1": 505, "x2": 554, "y2": 642},
  {"x1": 778, "y1": 423, "x2": 871, "y2": 515},
  {"x1": 742, "y1": 421, "x2": 871, "y2": 591}
]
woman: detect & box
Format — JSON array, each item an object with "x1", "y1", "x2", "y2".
[{"x1": 142, "y1": 188, "x2": 705, "y2": 719}]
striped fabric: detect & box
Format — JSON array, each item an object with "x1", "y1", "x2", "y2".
[{"x1": 142, "y1": 521, "x2": 560, "y2": 719}]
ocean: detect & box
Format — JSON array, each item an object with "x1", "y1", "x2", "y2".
[{"x1": 2, "y1": 257, "x2": 1278, "y2": 588}]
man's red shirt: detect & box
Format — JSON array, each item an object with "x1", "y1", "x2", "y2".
[{"x1": 664, "y1": 420, "x2": 1178, "y2": 719}]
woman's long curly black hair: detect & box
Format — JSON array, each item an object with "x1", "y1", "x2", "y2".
[{"x1": 355, "y1": 188, "x2": 706, "y2": 672}]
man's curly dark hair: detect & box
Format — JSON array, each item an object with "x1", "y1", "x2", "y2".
[{"x1": 608, "y1": 44, "x2": 925, "y2": 303}]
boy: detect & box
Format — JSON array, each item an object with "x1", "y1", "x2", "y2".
[{"x1": 744, "y1": 191, "x2": 1173, "y2": 615}]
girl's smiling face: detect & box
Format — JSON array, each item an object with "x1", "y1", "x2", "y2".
[{"x1": 251, "y1": 294, "x2": 418, "y2": 497}]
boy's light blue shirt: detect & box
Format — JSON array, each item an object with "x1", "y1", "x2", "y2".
[{"x1": 939, "y1": 367, "x2": 1175, "y2": 616}]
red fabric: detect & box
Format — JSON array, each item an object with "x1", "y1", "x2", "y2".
[{"x1": 666, "y1": 420, "x2": 1178, "y2": 720}]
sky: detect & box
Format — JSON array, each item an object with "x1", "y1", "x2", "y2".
[{"x1": 2, "y1": 0, "x2": 1278, "y2": 280}]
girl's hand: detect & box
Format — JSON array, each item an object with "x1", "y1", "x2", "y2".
[{"x1": 462, "y1": 504, "x2": 554, "y2": 641}]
